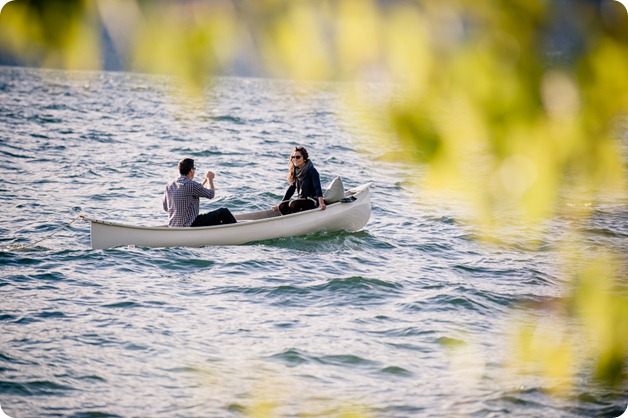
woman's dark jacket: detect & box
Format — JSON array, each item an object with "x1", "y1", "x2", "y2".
[{"x1": 282, "y1": 165, "x2": 323, "y2": 203}]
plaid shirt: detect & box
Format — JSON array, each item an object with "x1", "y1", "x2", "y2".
[{"x1": 163, "y1": 175, "x2": 215, "y2": 227}]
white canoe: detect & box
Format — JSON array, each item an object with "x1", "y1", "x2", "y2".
[{"x1": 86, "y1": 183, "x2": 372, "y2": 249}]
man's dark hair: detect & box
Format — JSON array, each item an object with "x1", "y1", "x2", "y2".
[{"x1": 178, "y1": 158, "x2": 195, "y2": 175}]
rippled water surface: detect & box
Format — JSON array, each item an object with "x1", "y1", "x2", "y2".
[{"x1": 0, "y1": 66, "x2": 626, "y2": 417}]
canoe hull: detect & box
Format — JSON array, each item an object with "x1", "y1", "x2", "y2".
[{"x1": 88, "y1": 183, "x2": 371, "y2": 249}]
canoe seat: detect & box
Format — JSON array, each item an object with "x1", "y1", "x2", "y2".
[{"x1": 323, "y1": 176, "x2": 344, "y2": 204}]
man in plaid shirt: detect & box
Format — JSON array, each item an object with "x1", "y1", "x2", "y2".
[{"x1": 163, "y1": 158, "x2": 237, "y2": 227}]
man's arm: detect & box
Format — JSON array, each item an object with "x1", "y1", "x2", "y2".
[{"x1": 197, "y1": 170, "x2": 216, "y2": 199}]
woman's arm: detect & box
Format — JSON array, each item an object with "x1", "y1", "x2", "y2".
[
  {"x1": 310, "y1": 168, "x2": 323, "y2": 198},
  {"x1": 318, "y1": 196, "x2": 326, "y2": 210},
  {"x1": 310, "y1": 168, "x2": 325, "y2": 209},
  {"x1": 282, "y1": 184, "x2": 296, "y2": 201},
  {"x1": 272, "y1": 184, "x2": 296, "y2": 211}
]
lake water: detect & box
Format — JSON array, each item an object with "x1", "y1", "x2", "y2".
[{"x1": 0, "y1": 66, "x2": 626, "y2": 417}]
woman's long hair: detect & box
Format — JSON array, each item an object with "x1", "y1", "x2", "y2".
[{"x1": 287, "y1": 146, "x2": 309, "y2": 184}]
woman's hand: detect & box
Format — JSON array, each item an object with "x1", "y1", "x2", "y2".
[
  {"x1": 319, "y1": 197, "x2": 326, "y2": 211},
  {"x1": 271, "y1": 205, "x2": 279, "y2": 211}
]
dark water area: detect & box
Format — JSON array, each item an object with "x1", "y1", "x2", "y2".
[{"x1": 0, "y1": 66, "x2": 626, "y2": 417}]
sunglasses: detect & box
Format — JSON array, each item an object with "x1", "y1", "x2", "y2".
[{"x1": 291, "y1": 155, "x2": 302, "y2": 160}]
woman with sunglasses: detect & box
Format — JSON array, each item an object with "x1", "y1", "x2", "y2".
[{"x1": 272, "y1": 146, "x2": 326, "y2": 215}]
